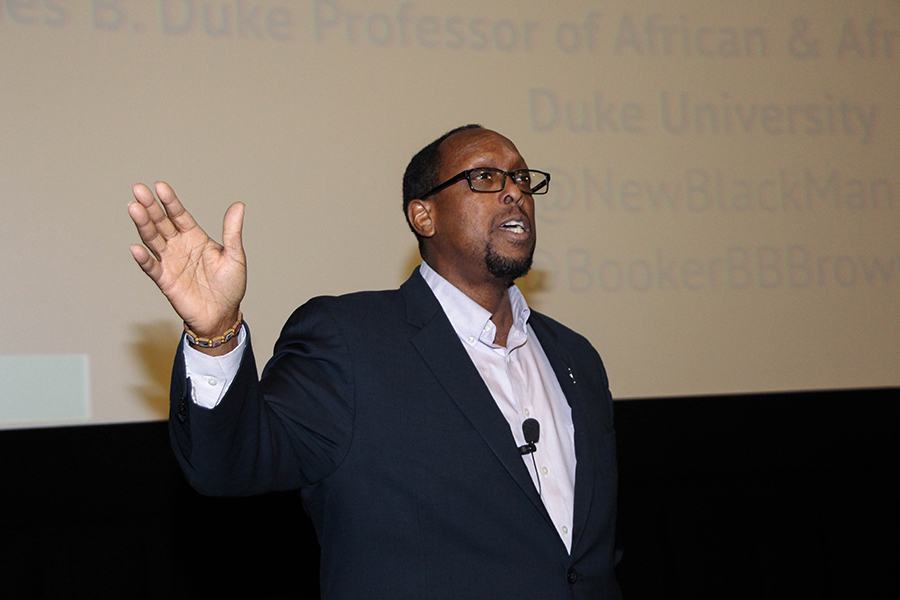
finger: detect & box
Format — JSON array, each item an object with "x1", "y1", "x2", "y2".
[
  {"x1": 132, "y1": 182, "x2": 180, "y2": 243},
  {"x1": 128, "y1": 196, "x2": 166, "y2": 260},
  {"x1": 130, "y1": 243, "x2": 164, "y2": 284},
  {"x1": 155, "y1": 181, "x2": 201, "y2": 237},
  {"x1": 131, "y1": 182, "x2": 155, "y2": 205},
  {"x1": 222, "y1": 202, "x2": 246, "y2": 261}
]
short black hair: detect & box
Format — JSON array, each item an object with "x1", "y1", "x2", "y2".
[{"x1": 402, "y1": 124, "x2": 483, "y2": 241}]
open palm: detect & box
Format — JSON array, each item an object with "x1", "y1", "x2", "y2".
[{"x1": 129, "y1": 181, "x2": 246, "y2": 340}]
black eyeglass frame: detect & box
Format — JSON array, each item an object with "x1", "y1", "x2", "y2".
[{"x1": 419, "y1": 168, "x2": 551, "y2": 200}]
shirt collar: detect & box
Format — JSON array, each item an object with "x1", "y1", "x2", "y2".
[{"x1": 419, "y1": 261, "x2": 531, "y2": 349}]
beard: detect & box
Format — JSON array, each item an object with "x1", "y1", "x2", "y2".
[{"x1": 485, "y1": 240, "x2": 534, "y2": 283}]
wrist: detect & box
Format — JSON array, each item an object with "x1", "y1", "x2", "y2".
[{"x1": 185, "y1": 311, "x2": 242, "y2": 351}]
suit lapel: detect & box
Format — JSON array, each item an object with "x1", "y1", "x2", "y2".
[
  {"x1": 528, "y1": 312, "x2": 599, "y2": 557},
  {"x1": 401, "y1": 270, "x2": 606, "y2": 557},
  {"x1": 400, "y1": 270, "x2": 553, "y2": 527}
]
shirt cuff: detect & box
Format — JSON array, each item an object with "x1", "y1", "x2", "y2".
[{"x1": 183, "y1": 324, "x2": 247, "y2": 409}]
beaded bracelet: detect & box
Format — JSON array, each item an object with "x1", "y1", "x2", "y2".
[{"x1": 184, "y1": 312, "x2": 242, "y2": 348}]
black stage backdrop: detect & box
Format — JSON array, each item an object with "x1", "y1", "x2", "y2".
[{"x1": 2, "y1": 388, "x2": 896, "y2": 599}]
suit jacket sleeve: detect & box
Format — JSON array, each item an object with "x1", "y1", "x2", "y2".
[{"x1": 169, "y1": 297, "x2": 355, "y2": 496}]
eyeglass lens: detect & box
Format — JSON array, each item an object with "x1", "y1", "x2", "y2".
[{"x1": 469, "y1": 169, "x2": 548, "y2": 194}]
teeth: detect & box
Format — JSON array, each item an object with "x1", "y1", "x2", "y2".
[{"x1": 501, "y1": 220, "x2": 525, "y2": 233}]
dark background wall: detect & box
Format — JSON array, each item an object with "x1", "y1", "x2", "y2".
[{"x1": 2, "y1": 388, "x2": 896, "y2": 599}]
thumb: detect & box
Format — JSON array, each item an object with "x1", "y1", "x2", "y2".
[{"x1": 222, "y1": 202, "x2": 245, "y2": 259}]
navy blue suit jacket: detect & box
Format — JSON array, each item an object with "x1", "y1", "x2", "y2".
[{"x1": 170, "y1": 268, "x2": 621, "y2": 599}]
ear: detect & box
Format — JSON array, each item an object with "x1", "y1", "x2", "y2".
[{"x1": 407, "y1": 199, "x2": 435, "y2": 238}]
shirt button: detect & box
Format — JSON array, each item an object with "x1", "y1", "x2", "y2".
[
  {"x1": 206, "y1": 377, "x2": 218, "y2": 387},
  {"x1": 467, "y1": 335, "x2": 475, "y2": 344},
  {"x1": 524, "y1": 408, "x2": 531, "y2": 417},
  {"x1": 483, "y1": 323, "x2": 491, "y2": 332},
  {"x1": 541, "y1": 466, "x2": 549, "y2": 475},
  {"x1": 562, "y1": 526, "x2": 569, "y2": 535}
]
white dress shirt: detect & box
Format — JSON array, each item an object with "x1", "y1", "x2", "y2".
[
  {"x1": 418, "y1": 262, "x2": 576, "y2": 552},
  {"x1": 183, "y1": 262, "x2": 577, "y2": 551}
]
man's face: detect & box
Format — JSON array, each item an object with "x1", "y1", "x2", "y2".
[{"x1": 426, "y1": 129, "x2": 537, "y2": 286}]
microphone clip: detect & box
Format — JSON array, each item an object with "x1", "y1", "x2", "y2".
[{"x1": 518, "y1": 442, "x2": 537, "y2": 455}]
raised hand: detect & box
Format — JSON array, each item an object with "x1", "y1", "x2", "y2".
[{"x1": 129, "y1": 182, "x2": 246, "y2": 350}]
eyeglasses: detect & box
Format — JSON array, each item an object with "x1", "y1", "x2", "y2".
[{"x1": 420, "y1": 168, "x2": 551, "y2": 200}]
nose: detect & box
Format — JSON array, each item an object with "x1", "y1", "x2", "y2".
[{"x1": 500, "y1": 174, "x2": 525, "y2": 206}]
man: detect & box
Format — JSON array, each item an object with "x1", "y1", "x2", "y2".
[{"x1": 129, "y1": 125, "x2": 621, "y2": 599}]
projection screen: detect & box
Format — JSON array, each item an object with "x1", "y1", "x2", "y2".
[{"x1": 1, "y1": 0, "x2": 898, "y2": 429}]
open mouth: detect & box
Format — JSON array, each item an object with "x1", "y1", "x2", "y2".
[{"x1": 499, "y1": 219, "x2": 527, "y2": 234}]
